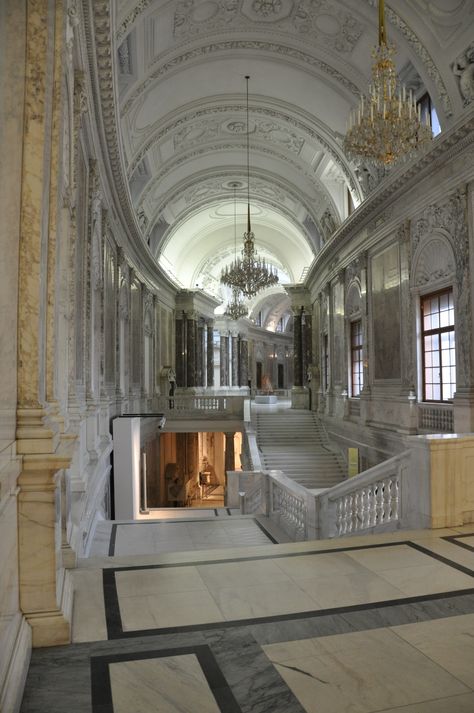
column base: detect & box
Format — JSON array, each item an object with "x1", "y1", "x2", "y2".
[
  {"x1": 291, "y1": 387, "x2": 309, "y2": 409},
  {"x1": 26, "y1": 610, "x2": 71, "y2": 648}
]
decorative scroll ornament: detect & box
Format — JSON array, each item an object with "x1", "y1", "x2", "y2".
[
  {"x1": 220, "y1": 77, "x2": 278, "y2": 298},
  {"x1": 344, "y1": 0, "x2": 432, "y2": 166}
]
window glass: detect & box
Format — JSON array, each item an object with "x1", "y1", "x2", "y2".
[{"x1": 421, "y1": 289, "x2": 455, "y2": 402}]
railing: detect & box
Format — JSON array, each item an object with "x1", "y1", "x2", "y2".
[
  {"x1": 270, "y1": 478, "x2": 307, "y2": 540},
  {"x1": 418, "y1": 404, "x2": 453, "y2": 433},
  {"x1": 155, "y1": 394, "x2": 245, "y2": 419},
  {"x1": 318, "y1": 451, "x2": 410, "y2": 539},
  {"x1": 241, "y1": 482, "x2": 264, "y2": 515}
]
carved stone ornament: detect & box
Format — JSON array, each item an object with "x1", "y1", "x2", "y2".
[
  {"x1": 345, "y1": 280, "x2": 361, "y2": 318},
  {"x1": 119, "y1": 280, "x2": 130, "y2": 321},
  {"x1": 127, "y1": 103, "x2": 359, "y2": 198},
  {"x1": 320, "y1": 209, "x2": 338, "y2": 241},
  {"x1": 172, "y1": 0, "x2": 363, "y2": 55},
  {"x1": 73, "y1": 70, "x2": 88, "y2": 117},
  {"x1": 412, "y1": 237, "x2": 455, "y2": 287},
  {"x1": 412, "y1": 189, "x2": 468, "y2": 256},
  {"x1": 452, "y1": 41, "x2": 474, "y2": 106}
]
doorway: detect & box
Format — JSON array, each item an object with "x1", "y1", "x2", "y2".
[
  {"x1": 278, "y1": 363, "x2": 284, "y2": 389},
  {"x1": 256, "y1": 361, "x2": 263, "y2": 389}
]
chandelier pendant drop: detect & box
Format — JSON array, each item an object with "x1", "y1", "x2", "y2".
[
  {"x1": 343, "y1": 0, "x2": 432, "y2": 166},
  {"x1": 225, "y1": 184, "x2": 248, "y2": 320},
  {"x1": 220, "y1": 76, "x2": 278, "y2": 298}
]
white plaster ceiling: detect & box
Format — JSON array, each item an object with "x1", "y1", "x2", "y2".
[{"x1": 113, "y1": 0, "x2": 474, "y2": 300}]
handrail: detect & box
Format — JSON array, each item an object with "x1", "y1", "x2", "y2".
[{"x1": 319, "y1": 450, "x2": 411, "y2": 539}]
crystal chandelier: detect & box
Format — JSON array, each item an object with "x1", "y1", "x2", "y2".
[
  {"x1": 225, "y1": 184, "x2": 248, "y2": 320},
  {"x1": 220, "y1": 76, "x2": 279, "y2": 298},
  {"x1": 343, "y1": 0, "x2": 432, "y2": 166},
  {"x1": 225, "y1": 286, "x2": 248, "y2": 320}
]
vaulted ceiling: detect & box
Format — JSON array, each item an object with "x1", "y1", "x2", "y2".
[{"x1": 113, "y1": 0, "x2": 474, "y2": 319}]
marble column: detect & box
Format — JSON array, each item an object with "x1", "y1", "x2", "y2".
[
  {"x1": 231, "y1": 335, "x2": 239, "y2": 387},
  {"x1": 186, "y1": 313, "x2": 198, "y2": 388},
  {"x1": 207, "y1": 321, "x2": 214, "y2": 387},
  {"x1": 293, "y1": 310, "x2": 303, "y2": 387},
  {"x1": 196, "y1": 323, "x2": 204, "y2": 387},
  {"x1": 224, "y1": 432, "x2": 235, "y2": 474},
  {"x1": 220, "y1": 335, "x2": 229, "y2": 387},
  {"x1": 239, "y1": 338, "x2": 249, "y2": 387},
  {"x1": 175, "y1": 312, "x2": 185, "y2": 387},
  {"x1": 15, "y1": 0, "x2": 72, "y2": 646}
]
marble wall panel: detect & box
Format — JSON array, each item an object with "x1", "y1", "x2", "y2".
[
  {"x1": 0, "y1": 0, "x2": 25, "y2": 446},
  {"x1": 332, "y1": 281, "x2": 344, "y2": 385},
  {"x1": 0, "y1": 494, "x2": 21, "y2": 700},
  {"x1": 104, "y1": 243, "x2": 116, "y2": 384},
  {"x1": 74, "y1": 148, "x2": 88, "y2": 385},
  {"x1": 371, "y1": 243, "x2": 401, "y2": 381},
  {"x1": 131, "y1": 281, "x2": 141, "y2": 385}
]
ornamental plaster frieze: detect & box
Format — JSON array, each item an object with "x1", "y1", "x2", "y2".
[
  {"x1": 172, "y1": 115, "x2": 305, "y2": 156},
  {"x1": 136, "y1": 142, "x2": 337, "y2": 220},
  {"x1": 120, "y1": 39, "x2": 362, "y2": 117},
  {"x1": 127, "y1": 103, "x2": 363, "y2": 199},
  {"x1": 172, "y1": 0, "x2": 364, "y2": 56},
  {"x1": 126, "y1": 101, "x2": 360, "y2": 197},
  {"x1": 82, "y1": 0, "x2": 177, "y2": 300},
  {"x1": 145, "y1": 168, "x2": 324, "y2": 244}
]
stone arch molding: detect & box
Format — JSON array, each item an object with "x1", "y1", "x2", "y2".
[
  {"x1": 411, "y1": 232, "x2": 455, "y2": 291},
  {"x1": 345, "y1": 279, "x2": 362, "y2": 319}
]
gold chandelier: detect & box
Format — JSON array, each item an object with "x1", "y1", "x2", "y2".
[
  {"x1": 225, "y1": 184, "x2": 248, "y2": 320},
  {"x1": 220, "y1": 76, "x2": 279, "y2": 298},
  {"x1": 343, "y1": 0, "x2": 432, "y2": 166}
]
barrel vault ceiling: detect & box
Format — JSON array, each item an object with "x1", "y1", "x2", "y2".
[{"x1": 112, "y1": 0, "x2": 473, "y2": 318}]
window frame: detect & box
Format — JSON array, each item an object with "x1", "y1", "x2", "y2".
[
  {"x1": 350, "y1": 319, "x2": 363, "y2": 398},
  {"x1": 420, "y1": 287, "x2": 455, "y2": 403}
]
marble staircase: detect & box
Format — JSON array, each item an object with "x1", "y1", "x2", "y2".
[{"x1": 255, "y1": 410, "x2": 346, "y2": 490}]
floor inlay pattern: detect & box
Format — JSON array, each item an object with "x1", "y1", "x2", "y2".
[{"x1": 21, "y1": 530, "x2": 474, "y2": 713}]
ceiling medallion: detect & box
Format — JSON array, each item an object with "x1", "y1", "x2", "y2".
[
  {"x1": 252, "y1": 0, "x2": 282, "y2": 17},
  {"x1": 221, "y1": 77, "x2": 279, "y2": 299},
  {"x1": 343, "y1": 0, "x2": 432, "y2": 166}
]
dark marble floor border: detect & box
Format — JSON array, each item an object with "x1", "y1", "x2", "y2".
[
  {"x1": 103, "y1": 539, "x2": 474, "y2": 640},
  {"x1": 90, "y1": 645, "x2": 242, "y2": 713},
  {"x1": 107, "y1": 517, "x2": 275, "y2": 556},
  {"x1": 442, "y1": 532, "x2": 474, "y2": 553}
]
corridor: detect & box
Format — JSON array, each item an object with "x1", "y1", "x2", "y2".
[{"x1": 20, "y1": 523, "x2": 474, "y2": 713}]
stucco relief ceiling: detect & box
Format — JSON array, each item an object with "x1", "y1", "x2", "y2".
[{"x1": 113, "y1": 0, "x2": 473, "y2": 301}]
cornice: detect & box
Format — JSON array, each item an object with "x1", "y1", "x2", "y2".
[
  {"x1": 82, "y1": 0, "x2": 176, "y2": 298},
  {"x1": 306, "y1": 107, "x2": 474, "y2": 289}
]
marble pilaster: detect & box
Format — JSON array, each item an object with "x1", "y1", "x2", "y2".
[{"x1": 14, "y1": 0, "x2": 73, "y2": 648}]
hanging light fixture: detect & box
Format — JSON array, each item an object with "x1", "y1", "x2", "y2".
[
  {"x1": 225, "y1": 184, "x2": 248, "y2": 320},
  {"x1": 343, "y1": 0, "x2": 432, "y2": 166},
  {"x1": 220, "y1": 76, "x2": 279, "y2": 298}
]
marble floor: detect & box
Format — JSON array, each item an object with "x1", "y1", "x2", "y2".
[{"x1": 21, "y1": 525, "x2": 474, "y2": 713}]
